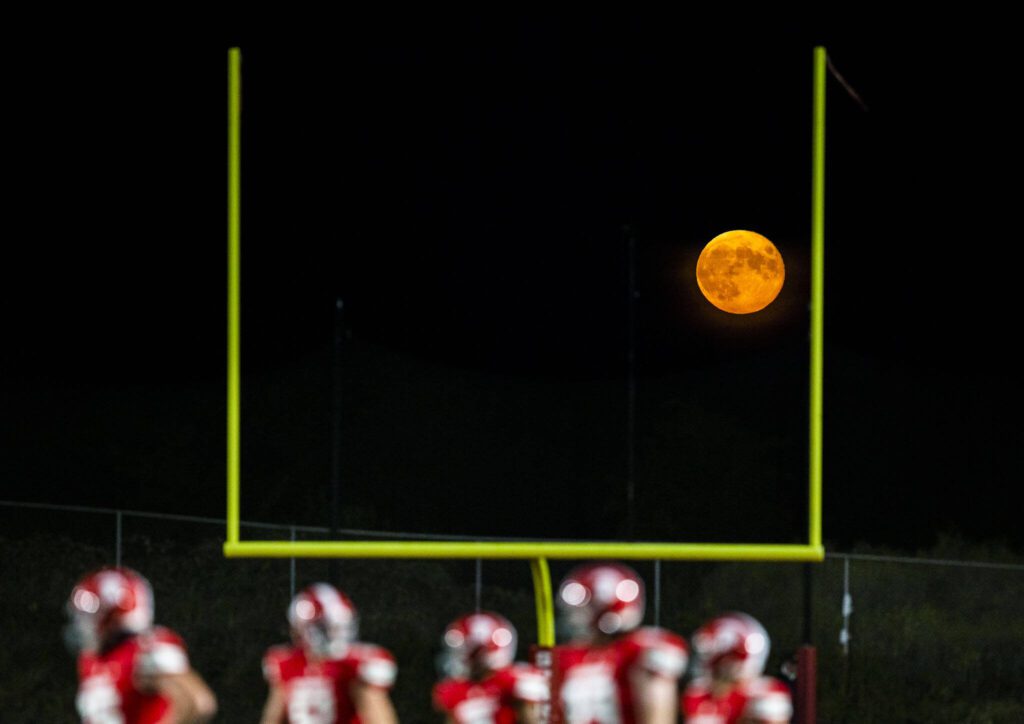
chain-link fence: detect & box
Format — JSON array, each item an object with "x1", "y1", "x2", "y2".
[{"x1": 2, "y1": 500, "x2": 1022, "y2": 723}]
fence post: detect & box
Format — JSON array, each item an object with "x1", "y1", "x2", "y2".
[
  {"x1": 841, "y1": 556, "x2": 853, "y2": 698},
  {"x1": 653, "y1": 560, "x2": 661, "y2": 627},
  {"x1": 475, "y1": 559, "x2": 482, "y2": 613},
  {"x1": 289, "y1": 526, "x2": 297, "y2": 599},
  {"x1": 840, "y1": 556, "x2": 852, "y2": 655}
]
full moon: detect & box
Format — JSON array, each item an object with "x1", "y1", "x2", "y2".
[{"x1": 695, "y1": 230, "x2": 785, "y2": 314}]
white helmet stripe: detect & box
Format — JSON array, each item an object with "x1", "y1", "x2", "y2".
[{"x1": 313, "y1": 583, "x2": 351, "y2": 624}]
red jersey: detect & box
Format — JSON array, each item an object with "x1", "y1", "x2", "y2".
[
  {"x1": 433, "y1": 663, "x2": 548, "y2": 724},
  {"x1": 681, "y1": 676, "x2": 792, "y2": 724},
  {"x1": 551, "y1": 627, "x2": 689, "y2": 724},
  {"x1": 76, "y1": 626, "x2": 190, "y2": 724},
  {"x1": 263, "y1": 642, "x2": 397, "y2": 724}
]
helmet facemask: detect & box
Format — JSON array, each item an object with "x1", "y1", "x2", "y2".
[
  {"x1": 556, "y1": 563, "x2": 645, "y2": 643},
  {"x1": 439, "y1": 613, "x2": 517, "y2": 680},
  {"x1": 289, "y1": 584, "x2": 359, "y2": 660},
  {"x1": 693, "y1": 613, "x2": 770, "y2": 683},
  {"x1": 300, "y1": 617, "x2": 358, "y2": 659}
]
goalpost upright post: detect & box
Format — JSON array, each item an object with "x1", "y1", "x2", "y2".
[
  {"x1": 227, "y1": 47, "x2": 242, "y2": 547},
  {"x1": 810, "y1": 46, "x2": 826, "y2": 553}
]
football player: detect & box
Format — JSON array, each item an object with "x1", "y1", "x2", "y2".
[
  {"x1": 260, "y1": 582, "x2": 398, "y2": 724},
  {"x1": 550, "y1": 562, "x2": 689, "y2": 724},
  {"x1": 433, "y1": 611, "x2": 548, "y2": 724},
  {"x1": 681, "y1": 612, "x2": 792, "y2": 724},
  {"x1": 67, "y1": 566, "x2": 217, "y2": 723}
]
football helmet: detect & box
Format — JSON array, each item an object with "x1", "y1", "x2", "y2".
[
  {"x1": 66, "y1": 566, "x2": 154, "y2": 652},
  {"x1": 439, "y1": 611, "x2": 517, "y2": 679},
  {"x1": 691, "y1": 612, "x2": 771, "y2": 682},
  {"x1": 556, "y1": 562, "x2": 645, "y2": 640},
  {"x1": 288, "y1": 583, "x2": 359, "y2": 659}
]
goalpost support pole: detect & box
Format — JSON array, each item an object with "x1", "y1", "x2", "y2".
[{"x1": 223, "y1": 47, "x2": 828, "y2": 677}]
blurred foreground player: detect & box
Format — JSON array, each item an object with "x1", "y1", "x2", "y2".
[
  {"x1": 681, "y1": 612, "x2": 792, "y2": 724},
  {"x1": 67, "y1": 566, "x2": 217, "y2": 723},
  {"x1": 433, "y1": 611, "x2": 548, "y2": 724},
  {"x1": 551, "y1": 562, "x2": 688, "y2": 724},
  {"x1": 260, "y1": 583, "x2": 398, "y2": 724}
]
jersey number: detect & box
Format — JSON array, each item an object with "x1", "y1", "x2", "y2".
[
  {"x1": 561, "y1": 663, "x2": 621, "y2": 724},
  {"x1": 289, "y1": 677, "x2": 337, "y2": 724}
]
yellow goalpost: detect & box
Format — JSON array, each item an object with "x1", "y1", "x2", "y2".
[{"x1": 222, "y1": 47, "x2": 828, "y2": 645}]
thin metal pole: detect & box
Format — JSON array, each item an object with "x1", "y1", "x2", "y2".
[
  {"x1": 626, "y1": 227, "x2": 637, "y2": 539},
  {"x1": 842, "y1": 556, "x2": 853, "y2": 696},
  {"x1": 289, "y1": 526, "x2": 297, "y2": 599},
  {"x1": 329, "y1": 298, "x2": 344, "y2": 582},
  {"x1": 475, "y1": 559, "x2": 482, "y2": 612},
  {"x1": 115, "y1": 510, "x2": 123, "y2": 568},
  {"x1": 840, "y1": 556, "x2": 852, "y2": 655},
  {"x1": 653, "y1": 560, "x2": 661, "y2": 627}
]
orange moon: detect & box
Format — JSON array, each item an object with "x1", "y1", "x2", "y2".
[{"x1": 695, "y1": 230, "x2": 785, "y2": 314}]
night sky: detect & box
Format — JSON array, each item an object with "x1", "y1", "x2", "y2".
[{"x1": 3, "y1": 17, "x2": 1022, "y2": 551}]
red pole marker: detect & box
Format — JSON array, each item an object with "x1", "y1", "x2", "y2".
[{"x1": 795, "y1": 645, "x2": 817, "y2": 724}]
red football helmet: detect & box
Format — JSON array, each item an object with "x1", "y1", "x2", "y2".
[
  {"x1": 66, "y1": 566, "x2": 154, "y2": 652},
  {"x1": 440, "y1": 611, "x2": 518, "y2": 679},
  {"x1": 691, "y1": 612, "x2": 771, "y2": 682},
  {"x1": 288, "y1": 583, "x2": 359, "y2": 659},
  {"x1": 556, "y1": 562, "x2": 645, "y2": 640}
]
